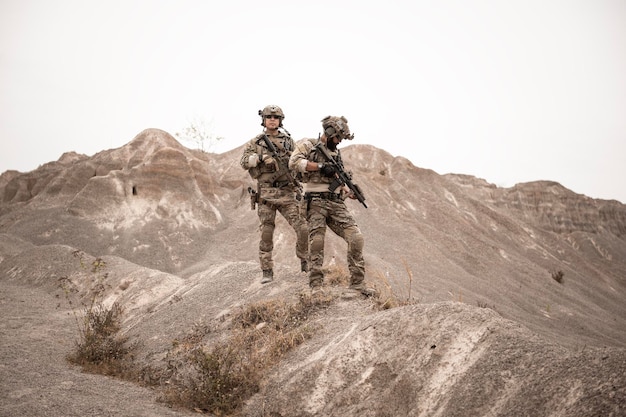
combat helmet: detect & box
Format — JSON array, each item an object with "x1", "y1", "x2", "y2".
[
  {"x1": 259, "y1": 105, "x2": 285, "y2": 127},
  {"x1": 321, "y1": 115, "x2": 354, "y2": 140}
]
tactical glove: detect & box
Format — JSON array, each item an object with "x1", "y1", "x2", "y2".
[
  {"x1": 262, "y1": 155, "x2": 277, "y2": 170},
  {"x1": 320, "y1": 164, "x2": 337, "y2": 177}
]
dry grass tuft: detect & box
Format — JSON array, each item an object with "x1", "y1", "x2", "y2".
[
  {"x1": 323, "y1": 263, "x2": 351, "y2": 287},
  {"x1": 372, "y1": 259, "x2": 419, "y2": 310},
  {"x1": 157, "y1": 292, "x2": 334, "y2": 415}
]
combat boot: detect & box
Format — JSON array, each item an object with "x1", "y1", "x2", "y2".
[
  {"x1": 349, "y1": 282, "x2": 378, "y2": 298},
  {"x1": 261, "y1": 269, "x2": 273, "y2": 284},
  {"x1": 309, "y1": 278, "x2": 323, "y2": 296}
]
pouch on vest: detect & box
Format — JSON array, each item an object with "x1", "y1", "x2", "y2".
[{"x1": 248, "y1": 166, "x2": 262, "y2": 179}]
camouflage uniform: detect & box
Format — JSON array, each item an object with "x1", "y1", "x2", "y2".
[
  {"x1": 241, "y1": 129, "x2": 308, "y2": 276},
  {"x1": 289, "y1": 136, "x2": 365, "y2": 289}
]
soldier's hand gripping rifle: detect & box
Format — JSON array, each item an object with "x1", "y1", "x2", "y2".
[
  {"x1": 315, "y1": 143, "x2": 367, "y2": 208},
  {"x1": 260, "y1": 134, "x2": 303, "y2": 200}
]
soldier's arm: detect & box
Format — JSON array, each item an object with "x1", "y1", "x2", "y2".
[
  {"x1": 240, "y1": 138, "x2": 261, "y2": 170},
  {"x1": 289, "y1": 140, "x2": 318, "y2": 173}
]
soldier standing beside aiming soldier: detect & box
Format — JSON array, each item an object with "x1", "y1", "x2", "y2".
[
  {"x1": 289, "y1": 115, "x2": 375, "y2": 296},
  {"x1": 240, "y1": 105, "x2": 308, "y2": 284}
]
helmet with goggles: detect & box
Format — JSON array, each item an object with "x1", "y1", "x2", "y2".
[
  {"x1": 321, "y1": 115, "x2": 354, "y2": 140},
  {"x1": 259, "y1": 105, "x2": 284, "y2": 127}
]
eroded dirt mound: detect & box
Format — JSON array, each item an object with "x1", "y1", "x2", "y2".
[{"x1": 243, "y1": 302, "x2": 626, "y2": 417}]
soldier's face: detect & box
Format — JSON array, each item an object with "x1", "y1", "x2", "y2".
[
  {"x1": 327, "y1": 135, "x2": 342, "y2": 151},
  {"x1": 264, "y1": 115, "x2": 281, "y2": 129}
]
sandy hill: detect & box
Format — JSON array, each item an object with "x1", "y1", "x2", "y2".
[{"x1": 1, "y1": 128, "x2": 624, "y2": 417}]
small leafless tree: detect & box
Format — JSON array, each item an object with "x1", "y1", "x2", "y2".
[{"x1": 175, "y1": 116, "x2": 224, "y2": 152}]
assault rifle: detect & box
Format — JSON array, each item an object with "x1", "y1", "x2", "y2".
[
  {"x1": 315, "y1": 143, "x2": 367, "y2": 208},
  {"x1": 260, "y1": 133, "x2": 302, "y2": 200}
]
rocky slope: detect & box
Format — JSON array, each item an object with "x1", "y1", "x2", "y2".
[{"x1": 1, "y1": 128, "x2": 625, "y2": 416}]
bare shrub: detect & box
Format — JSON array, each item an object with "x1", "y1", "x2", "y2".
[
  {"x1": 477, "y1": 300, "x2": 497, "y2": 311},
  {"x1": 58, "y1": 251, "x2": 136, "y2": 377},
  {"x1": 175, "y1": 116, "x2": 223, "y2": 152},
  {"x1": 550, "y1": 269, "x2": 565, "y2": 284},
  {"x1": 185, "y1": 331, "x2": 262, "y2": 415},
  {"x1": 66, "y1": 301, "x2": 133, "y2": 375}
]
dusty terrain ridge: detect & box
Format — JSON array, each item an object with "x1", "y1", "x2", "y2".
[{"x1": 1, "y1": 129, "x2": 625, "y2": 416}]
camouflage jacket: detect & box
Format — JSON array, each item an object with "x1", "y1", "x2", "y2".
[
  {"x1": 289, "y1": 138, "x2": 345, "y2": 192},
  {"x1": 240, "y1": 130, "x2": 296, "y2": 185}
]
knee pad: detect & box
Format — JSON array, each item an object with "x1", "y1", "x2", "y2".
[
  {"x1": 310, "y1": 233, "x2": 325, "y2": 253},
  {"x1": 346, "y1": 227, "x2": 364, "y2": 251},
  {"x1": 261, "y1": 224, "x2": 275, "y2": 242}
]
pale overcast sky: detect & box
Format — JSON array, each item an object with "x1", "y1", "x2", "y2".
[{"x1": 1, "y1": 0, "x2": 625, "y2": 203}]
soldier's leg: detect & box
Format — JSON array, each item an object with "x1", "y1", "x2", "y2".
[
  {"x1": 331, "y1": 221, "x2": 375, "y2": 296},
  {"x1": 278, "y1": 200, "x2": 309, "y2": 268},
  {"x1": 258, "y1": 203, "x2": 276, "y2": 272},
  {"x1": 343, "y1": 225, "x2": 365, "y2": 284},
  {"x1": 298, "y1": 199, "x2": 309, "y2": 272},
  {"x1": 306, "y1": 200, "x2": 327, "y2": 288},
  {"x1": 327, "y1": 203, "x2": 365, "y2": 284}
]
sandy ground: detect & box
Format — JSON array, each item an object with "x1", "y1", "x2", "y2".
[{"x1": 0, "y1": 282, "x2": 193, "y2": 417}]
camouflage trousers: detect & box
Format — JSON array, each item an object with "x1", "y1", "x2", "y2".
[
  {"x1": 257, "y1": 185, "x2": 308, "y2": 271},
  {"x1": 305, "y1": 196, "x2": 365, "y2": 287}
]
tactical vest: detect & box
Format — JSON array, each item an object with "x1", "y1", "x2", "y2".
[
  {"x1": 301, "y1": 139, "x2": 344, "y2": 185},
  {"x1": 251, "y1": 133, "x2": 293, "y2": 184}
]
